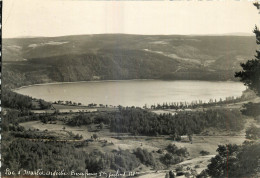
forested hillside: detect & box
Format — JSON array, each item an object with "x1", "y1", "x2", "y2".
[{"x1": 3, "y1": 34, "x2": 256, "y2": 88}]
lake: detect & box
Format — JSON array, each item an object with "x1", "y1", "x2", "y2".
[{"x1": 14, "y1": 80, "x2": 246, "y2": 107}]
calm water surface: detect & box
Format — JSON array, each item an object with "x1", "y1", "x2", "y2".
[{"x1": 15, "y1": 80, "x2": 246, "y2": 107}]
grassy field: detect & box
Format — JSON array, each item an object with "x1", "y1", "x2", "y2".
[{"x1": 20, "y1": 120, "x2": 249, "y2": 155}]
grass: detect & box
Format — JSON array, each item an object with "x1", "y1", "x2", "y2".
[{"x1": 52, "y1": 104, "x2": 91, "y2": 109}]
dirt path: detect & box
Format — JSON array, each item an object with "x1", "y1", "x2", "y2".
[
  {"x1": 138, "y1": 155, "x2": 215, "y2": 177},
  {"x1": 138, "y1": 172, "x2": 166, "y2": 178}
]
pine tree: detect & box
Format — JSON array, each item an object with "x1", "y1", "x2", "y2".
[{"x1": 235, "y1": 3, "x2": 260, "y2": 96}]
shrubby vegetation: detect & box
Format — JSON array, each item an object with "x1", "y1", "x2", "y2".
[
  {"x1": 67, "y1": 113, "x2": 94, "y2": 126},
  {"x1": 2, "y1": 88, "x2": 52, "y2": 110},
  {"x1": 241, "y1": 102, "x2": 260, "y2": 119},
  {"x1": 11, "y1": 130, "x2": 58, "y2": 140},
  {"x1": 39, "y1": 114, "x2": 57, "y2": 124},
  {"x1": 246, "y1": 124, "x2": 260, "y2": 140},
  {"x1": 38, "y1": 99, "x2": 52, "y2": 109},
  {"x1": 133, "y1": 148, "x2": 156, "y2": 167},
  {"x1": 11, "y1": 129, "x2": 83, "y2": 140},
  {"x1": 2, "y1": 110, "x2": 43, "y2": 131},
  {"x1": 2, "y1": 88, "x2": 33, "y2": 110},
  {"x1": 2, "y1": 111, "x2": 61, "y2": 131},
  {"x1": 199, "y1": 150, "x2": 210, "y2": 156},
  {"x1": 166, "y1": 144, "x2": 189, "y2": 157},
  {"x1": 1, "y1": 138, "x2": 143, "y2": 175},
  {"x1": 107, "y1": 149, "x2": 140, "y2": 172},
  {"x1": 160, "y1": 153, "x2": 183, "y2": 167},
  {"x1": 160, "y1": 144, "x2": 189, "y2": 167},
  {"x1": 1, "y1": 138, "x2": 86, "y2": 173}
]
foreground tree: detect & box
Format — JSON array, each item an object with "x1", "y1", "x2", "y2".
[
  {"x1": 199, "y1": 3, "x2": 260, "y2": 178},
  {"x1": 235, "y1": 3, "x2": 260, "y2": 96}
]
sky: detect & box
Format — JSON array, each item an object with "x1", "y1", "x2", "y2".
[{"x1": 2, "y1": 0, "x2": 260, "y2": 38}]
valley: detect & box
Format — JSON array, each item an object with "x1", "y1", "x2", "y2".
[
  {"x1": 2, "y1": 34, "x2": 260, "y2": 178},
  {"x1": 2, "y1": 34, "x2": 256, "y2": 88}
]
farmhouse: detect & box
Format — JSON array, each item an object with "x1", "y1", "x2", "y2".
[{"x1": 180, "y1": 135, "x2": 190, "y2": 142}]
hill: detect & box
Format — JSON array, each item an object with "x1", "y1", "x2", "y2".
[{"x1": 2, "y1": 34, "x2": 257, "y2": 88}]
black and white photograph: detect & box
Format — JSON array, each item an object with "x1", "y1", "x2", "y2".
[{"x1": 1, "y1": 0, "x2": 260, "y2": 177}]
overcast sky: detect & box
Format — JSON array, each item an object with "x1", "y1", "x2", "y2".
[{"x1": 3, "y1": 0, "x2": 260, "y2": 38}]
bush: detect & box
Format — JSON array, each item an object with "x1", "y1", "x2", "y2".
[
  {"x1": 246, "y1": 124, "x2": 260, "y2": 140},
  {"x1": 199, "y1": 150, "x2": 210, "y2": 156},
  {"x1": 133, "y1": 148, "x2": 155, "y2": 167},
  {"x1": 160, "y1": 153, "x2": 183, "y2": 166},
  {"x1": 157, "y1": 149, "x2": 163, "y2": 154},
  {"x1": 241, "y1": 102, "x2": 260, "y2": 117},
  {"x1": 175, "y1": 165, "x2": 183, "y2": 172},
  {"x1": 92, "y1": 134, "x2": 98, "y2": 140},
  {"x1": 166, "y1": 144, "x2": 178, "y2": 154},
  {"x1": 194, "y1": 165, "x2": 200, "y2": 168},
  {"x1": 166, "y1": 144, "x2": 189, "y2": 157},
  {"x1": 110, "y1": 149, "x2": 140, "y2": 172}
]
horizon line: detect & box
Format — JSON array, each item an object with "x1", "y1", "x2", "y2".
[{"x1": 3, "y1": 32, "x2": 255, "y2": 39}]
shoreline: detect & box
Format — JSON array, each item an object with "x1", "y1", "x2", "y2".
[
  {"x1": 13, "y1": 79, "x2": 242, "y2": 91},
  {"x1": 12, "y1": 79, "x2": 157, "y2": 91},
  {"x1": 11, "y1": 79, "x2": 247, "y2": 108}
]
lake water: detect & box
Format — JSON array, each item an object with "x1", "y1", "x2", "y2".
[{"x1": 15, "y1": 80, "x2": 246, "y2": 107}]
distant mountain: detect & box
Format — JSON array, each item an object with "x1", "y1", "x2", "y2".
[
  {"x1": 221, "y1": 32, "x2": 254, "y2": 36},
  {"x1": 2, "y1": 34, "x2": 257, "y2": 88},
  {"x1": 188, "y1": 33, "x2": 254, "y2": 36}
]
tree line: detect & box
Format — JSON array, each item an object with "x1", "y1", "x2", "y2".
[
  {"x1": 2, "y1": 88, "x2": 51, "y2": 110},
  {"x1": 66, "y1": 107, "x2": 245, "y2": 136},
  {"x1": 2, "y1": 88, "x2": 33, "y2": 110},
  {"x1": 148, "y1": 95, "x2": 249, "y2": 110}
]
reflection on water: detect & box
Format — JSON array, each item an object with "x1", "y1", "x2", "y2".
[{"x1": 15, "y1": 80, "x2": 246, "y2": 107}]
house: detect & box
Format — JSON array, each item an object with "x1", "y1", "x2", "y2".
[{"x1": 180, "y1": 135, "x2": 190, "y2": 142}]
